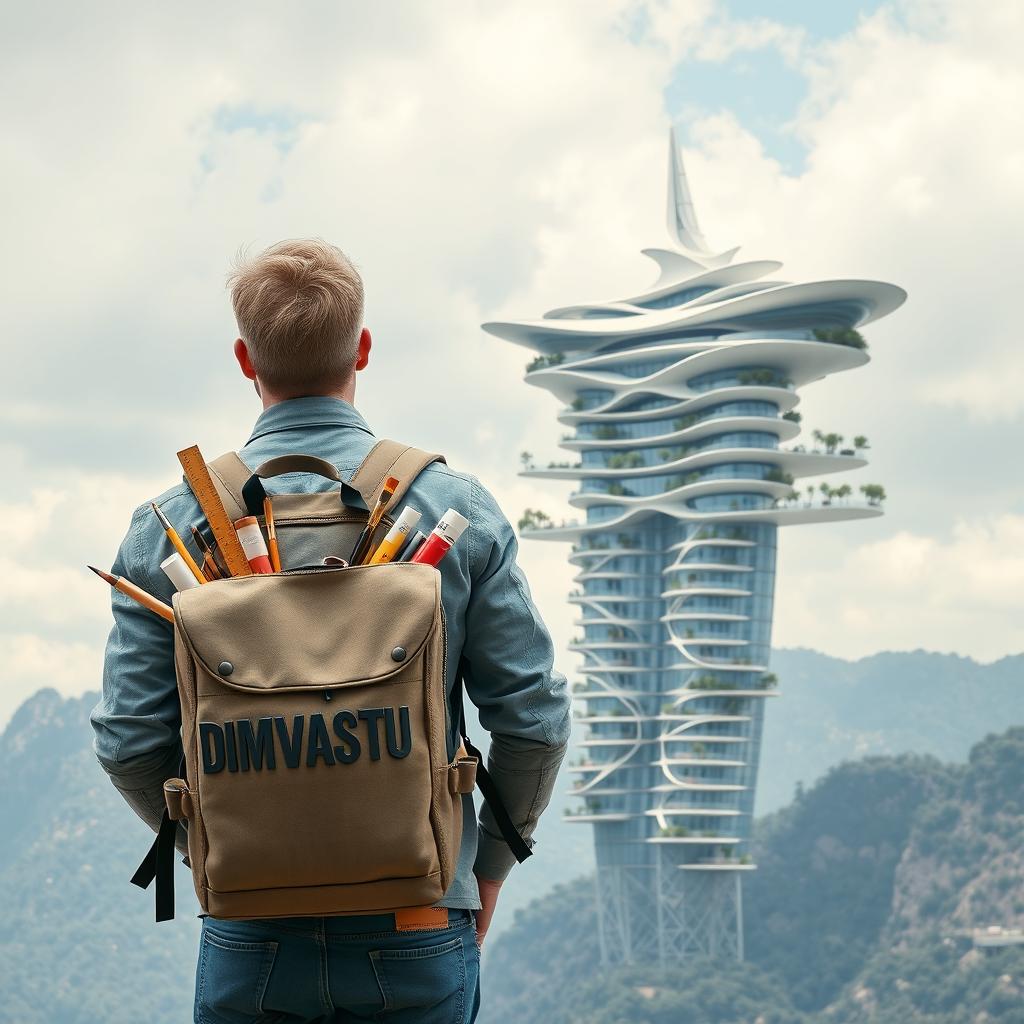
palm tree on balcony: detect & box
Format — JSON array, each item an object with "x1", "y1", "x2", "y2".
[
  {"x1": 823, "y1": 432, "x2": 843, "y2": 454},
  {"x1": 853, "y1": 434, "x2": 869, "y2": 452},
  {"x1": 520, "y1": 450, "x2": 534, "y2": 471},
  {"x1": 517, "y1": 508, "x2": 552, "y2": 531},
  {"x1": 860, "y1": 482, "x2": 887, "y2": 506}
]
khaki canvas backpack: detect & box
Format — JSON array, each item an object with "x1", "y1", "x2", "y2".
[{"x1": 131, "y1": 439, "x2": 531, "y2": 922}]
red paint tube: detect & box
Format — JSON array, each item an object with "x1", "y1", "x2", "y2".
[
  {"x1": 233, "y1": 516, "x2": 274, "y2": 574},
  {"x1": 409, "y1": 509, "x2": 469, "y2": 567}
]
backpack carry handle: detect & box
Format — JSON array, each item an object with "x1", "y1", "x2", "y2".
[{"x1": 241, "y1": 455, "x2": 370, "y2": 517}]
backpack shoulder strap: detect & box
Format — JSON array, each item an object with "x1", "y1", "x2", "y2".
[
  {"x1": 350, "y1": 438, "x2": 447, "y2": 512},
  {"x1": 204, "y1": 439, "x2": 446, "y2": 521},
  {"x1": 206, "y1": 451, "x2": 252, "y2": 522}
]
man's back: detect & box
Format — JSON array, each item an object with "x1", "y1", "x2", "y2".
[
  {"x1": 91, "y1": 239, "x2": 571, "y2": 1023},
  {"x1": 92, "y1": 393, "x2": 571, "y2": 909}
]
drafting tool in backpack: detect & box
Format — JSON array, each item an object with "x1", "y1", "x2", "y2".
[{"x1": 177, "y1": 445, "x2": 252, "y2": 577}]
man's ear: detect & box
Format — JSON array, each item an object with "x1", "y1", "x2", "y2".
[
  {"x1": 354, "y1": 327, "x2": 372, "y2": 371},
  {"x1": 233, "y1": 339, "x2": 262, "y2": 396},
  {"x1": 234, "y1": 338, "x2": 257, "y2": 380}
]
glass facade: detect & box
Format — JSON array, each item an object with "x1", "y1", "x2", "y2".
[
  {"x1": 561, "y1": 342, "x2": 777, "y2": 880},
  {"x1": 481, "y1": 128, "x2": 904, "y2": 964}
]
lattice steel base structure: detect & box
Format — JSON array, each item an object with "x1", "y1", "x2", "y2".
[{"x1": 482, "y1": 128, "x2": 905, "y2": 964}]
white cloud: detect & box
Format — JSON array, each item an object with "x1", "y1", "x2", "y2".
[
  {"x1": 1, "y1": 0, "x2": 1022, "y2": 729},
  {"x1": 776, "y1": 513, "x2": 1024, "y2": 662},
  {"x1": 3, "y1": 634, "x2": 104, "y2": 723}
]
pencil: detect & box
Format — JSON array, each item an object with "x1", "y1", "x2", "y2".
[
  {"x1": 89, "y1": 565, "x2": 175, "y2": 623},
  {"x1": 190, "y1": 526, "x2": 223, "y2": 581},
  {"x1": 350, "y1": 476, "x2": 399, "y2": 565},
  {"x1": 151, "y1": 503, "x2": 206, "y2": 584},
  {"x1": 263, "y1": 496, "x2": 281, "y2": 572}
]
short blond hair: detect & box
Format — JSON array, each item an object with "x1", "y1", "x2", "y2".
[{"x1": 228, "y1": 238, "x2": 365, "y2": 395}]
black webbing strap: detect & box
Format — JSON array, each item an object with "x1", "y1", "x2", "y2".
[
  {"x1": 455, "y1": 659, "x2": 533, "y2": 864},
  {"x1": 131, "y1": 807, "x2": 178, "y2": 922},
  {"x1": 131, "y1": 752, "x2": 186, "y2": 922}
]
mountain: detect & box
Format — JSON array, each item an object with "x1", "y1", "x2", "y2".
[
  {"x1": 480, "y1": 728, "x2": 1024, "y2": 1023},
  {"x1": 0, "y1": 689, "x2": 198, "y2": 1024},
  {"x1": 500, "y1": 647, "x2": 1024, "y2": 922},
  {"x1": 1, "y1": 663, "x2": 1022, "y2": 1023},
  {"x1": 757, "y1": 649, "x2": 1024, "y2": 814}
]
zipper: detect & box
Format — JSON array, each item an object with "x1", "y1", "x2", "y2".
[
  {"x1": 439, "y1": 598, "x2": 452, "y2": 747},
  {"x1": 279, "y1": 561, "x2": 417, "y2": 576},
  {"x1": 275, "y1": 512, "x2": 394, "y2": 527}
]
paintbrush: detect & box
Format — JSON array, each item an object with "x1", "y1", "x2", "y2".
[{"x1": 348, "y1": 475, "x2": 400, "y2": 565}]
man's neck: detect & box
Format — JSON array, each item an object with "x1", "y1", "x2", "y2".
[{"x1": 259, "y1": 384, "x2": 355, "y2": 412}]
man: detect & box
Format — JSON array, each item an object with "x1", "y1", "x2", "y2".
[{"x1": 90, "y1": 239, "x2": 571, "y2": 1023}]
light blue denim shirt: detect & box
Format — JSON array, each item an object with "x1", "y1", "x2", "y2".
[{"x1": 90, "y1": 396, "x2": 571, "y2": 910}]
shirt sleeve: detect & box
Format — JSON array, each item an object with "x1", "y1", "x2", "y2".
[
  {"x1": 462, "y1": 475, "x2": 572, "y2": 881},
  {"x1": 89, "y1": 505, "x2": 186, "y2": 845}
]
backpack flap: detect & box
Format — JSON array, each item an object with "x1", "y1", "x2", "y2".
[{"x1": 175, "y1": 564, "x2": 437, "y2": 693}]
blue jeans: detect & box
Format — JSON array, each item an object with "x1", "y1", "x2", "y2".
[{"x1": 194, "y1": 909, "x2": 481, "y2": 1023}]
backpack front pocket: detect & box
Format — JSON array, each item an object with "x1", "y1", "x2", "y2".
[{"x1": 173, "y1": 563, "x2": 453, "y2": 910}]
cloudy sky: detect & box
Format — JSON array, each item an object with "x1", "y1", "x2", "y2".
[{"x1": 2, "y1": 0, "x2": 1022, "y2": 728}]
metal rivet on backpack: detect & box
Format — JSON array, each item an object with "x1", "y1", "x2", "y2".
[
  {"x1": 391, "y1": 646, "x2": 407, "y2": 662},
  {"x1": 218, "y1": 661, "x2": 234, "y2": 677}
]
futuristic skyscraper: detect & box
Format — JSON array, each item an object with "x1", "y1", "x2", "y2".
[{"x1": 482, "y1": 129, "x2": 906, "y2": 964}]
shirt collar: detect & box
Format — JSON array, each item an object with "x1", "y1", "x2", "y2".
[{"x1": 246, "y1": 396, "x2": 375, "y2": 444}]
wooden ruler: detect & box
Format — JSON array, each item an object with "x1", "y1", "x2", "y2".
[{"x1": 177, "y1": 445, "x2": 253, "y2": 577}]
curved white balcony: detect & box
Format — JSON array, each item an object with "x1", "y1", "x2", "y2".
[
  {"x1": 558, "y1": 383, "x2": 799, "y2": 425},
  {"x1": 523, "y1": 446, "x2": 866, "y2": 481},
  {"x1": 559, "y1": 416, "x2": 795, "y2": 452},
  {"x1": 643, "y1": 807, "x2": 742, "y2": 817},
  {"x1": 569, "y1": 478, "x2": 794, "y2": 514},
  {"x1": 661, "y1": 688, "x2": 775, "y2": 705},
  {"x1": 680, "y1": 861, "x2": 757, "y2": 871},
  {"x1": 648, "y1": 835, "x2": 741, "y2": 845},
  {"x1": 519, "y1": 499, "x2": 884, "y2": 542},
  {"x1": 524, "y1": 337, "x2": 869, "y2": 407},
  {"x1": 662, "y1": 560, "x2": 754, "y2": 573},
  {"x1": 546, "y1": 259, "x2": 784, "y2": 316},
  {"x1": 654, "y1": 756, "x2": 747, "y2": 768},
  {"x1": 484, "y1": 281, "x2": 906, "y2": 353},
  {"x1": 563, "y1": 812, "x2": 633, "y2": 824}
]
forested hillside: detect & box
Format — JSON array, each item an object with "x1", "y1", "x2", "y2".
[
  {"x1": 0, "y1": 690, "x2": 198, "y2": 1024},
  {"x1": 2, "y1": 688, "x2": 1022, "y2": 1023},
  {"x1": 481, "y1": 729, "x2": 1024, "y2": 1023}
]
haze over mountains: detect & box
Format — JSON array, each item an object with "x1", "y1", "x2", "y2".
[{"x1": 0, "y1": 646, "x2": 1020, "y2": 1023}]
